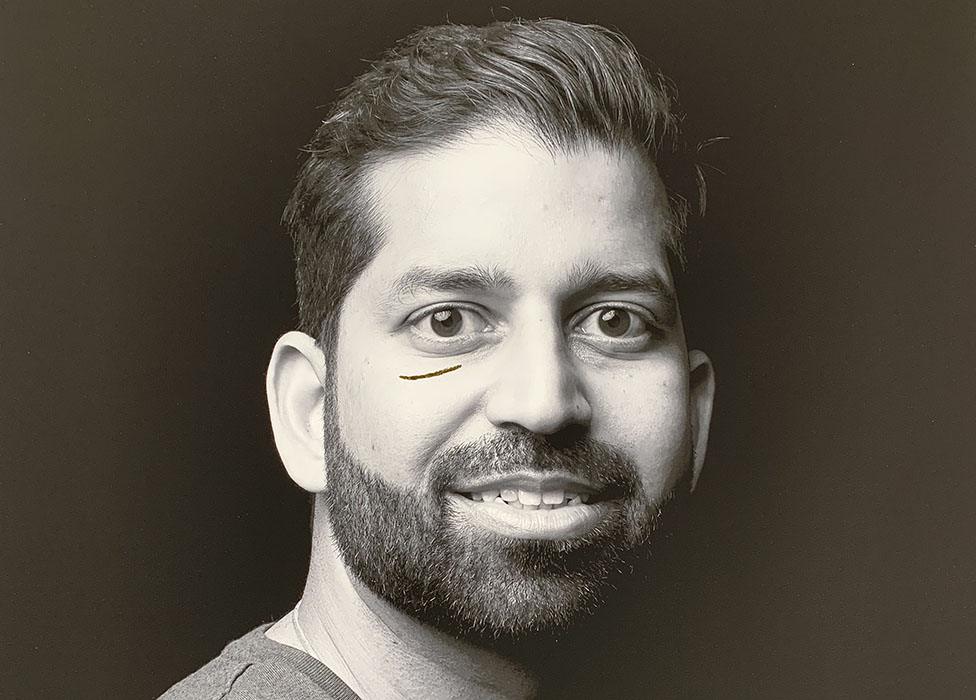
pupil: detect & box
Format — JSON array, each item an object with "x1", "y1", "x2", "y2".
[
  {"x1": 598, "y1": 309, "x2": 630, "y2": 337},
  {"x1": 430, "y1": 309, "x2": 462, "y2": 337}
]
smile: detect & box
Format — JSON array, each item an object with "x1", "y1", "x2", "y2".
[
  {"x1": 461, "y1": 488, "x2": 591, "y2": 508},
  {"x1": 447, "y1": 472, "x2": 611, "y2": 540}
]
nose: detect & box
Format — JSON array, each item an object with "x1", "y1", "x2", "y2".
[{"x1": 484, "y1": 320, "x2": 592, "y2": 436}]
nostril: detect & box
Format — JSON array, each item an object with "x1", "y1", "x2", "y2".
[{"x1": 545, "y1": 423, "x2": 588, "y2": 449}]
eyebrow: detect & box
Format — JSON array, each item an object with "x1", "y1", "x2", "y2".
[
  {"x1": 565, "y1": 261, "x2": 679, "y2": 327},
  {"x1": 389, "y1": 264, "x2": 515, "y2": 302},
  {"x1": 387, "y1": 261, "x2": 678, "y2": 326}
]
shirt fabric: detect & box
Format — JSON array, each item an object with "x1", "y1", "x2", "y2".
[{"x1": 159, "y1": 623, "x2": 360, "y2": 700}]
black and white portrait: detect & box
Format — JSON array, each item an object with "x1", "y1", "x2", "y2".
[{"x1": 3, "y1": 3, "x2": 972, "y2": 698}]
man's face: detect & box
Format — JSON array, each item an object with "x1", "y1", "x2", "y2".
[{"x1": 322, "y1": 127, "x2": 707, "y2": 637}]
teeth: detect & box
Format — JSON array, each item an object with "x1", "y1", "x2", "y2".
[
  {"x1": 542, "y1": 489, "x2": 564, "y2": 504},
  {"x1": 473, "y1": 488, "x2": 594, "y2": 508}
]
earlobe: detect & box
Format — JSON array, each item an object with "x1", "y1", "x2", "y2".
[
  {"x1": 266, "y1": 331, "x2": 328, "y2": 492},
  {"x1": 687, "y1": 349, "x2": 716, "y2": 491}
]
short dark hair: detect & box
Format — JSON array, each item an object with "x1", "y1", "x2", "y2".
[{"x1": 282, "y1": 19, "x2": 702, "y2": 355}]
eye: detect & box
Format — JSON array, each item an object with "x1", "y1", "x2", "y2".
[
  {"x1": 429, "y1": 308, "x2": 463, "y2": 337},
  {"x1": 574, "y1": 306, "x2": 658, "y2": 346},
  {"x1": 593, "y1": 308, "x2": 632, "y2": 337},
  {"x1": 411, "y1": 305, "x2": 491, "y2": 340}
]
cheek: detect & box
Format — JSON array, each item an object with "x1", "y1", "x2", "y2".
[
  {"x1": 335, "y1": 350, "x2": 482, "y2": 486},
  {"x1": 589, "y1": 362, "x2": 692, "y2": 499}
]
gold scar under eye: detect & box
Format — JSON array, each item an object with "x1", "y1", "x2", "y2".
[{"x1": 399, "y1": 364, "x2": 462, "y2": 381}]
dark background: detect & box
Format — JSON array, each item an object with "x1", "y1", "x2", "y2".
[{"x1": 2, "y1": 1, "x2": 973, "y2": 697}]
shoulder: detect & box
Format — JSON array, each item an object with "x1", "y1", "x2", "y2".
[
  {"x1": 158, "y1": 625, "x2": 354, "y2": 700},
  {"x1": 160, "y1": 659, "x2": 328, "y2": 700},
  {"x1": 158, "y1": 649, "x2": 250, "y2": 700}
]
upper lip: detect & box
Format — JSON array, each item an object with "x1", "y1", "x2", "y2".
[{"x1": 451, "y1": 471, "x2": 601, "y2": 495}]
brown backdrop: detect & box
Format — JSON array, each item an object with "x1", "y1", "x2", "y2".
[{"x1": 3, "y1": 1, "x2": 974, "y2": 697}]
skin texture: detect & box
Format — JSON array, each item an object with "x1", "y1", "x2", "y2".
[
  {"x1": 265, "y1": 126, "x2": 715, "y2": 699},
  {"x1": 337, "y1": 127, "x2": 708, "y2": 507}
]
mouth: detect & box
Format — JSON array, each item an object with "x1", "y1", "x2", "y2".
[
  {"x1": 447, "y1": 472, "x2": 616, "y2": 540},
  {"x1": 458, "y1": 487, "x2": 593, "y2": 508}
]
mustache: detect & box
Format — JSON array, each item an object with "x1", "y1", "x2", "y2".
[{"x1": 427, "y1": 430, "x2": 643, "y2": 495}]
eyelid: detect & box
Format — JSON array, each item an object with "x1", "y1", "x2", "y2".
[
  {"x1": 405, "y1": 302, "x2": 494, "y2": 329},
  {"x1": 571, "y1": 302, "x2": 661, "y2": 330},
  {"x1": 404, "y1": 303, "x2": 498, "y2": 357}
]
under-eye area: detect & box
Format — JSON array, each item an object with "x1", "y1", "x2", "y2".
[{"x1": 399, "y1": 364, "x2": 462, "y2": 380}]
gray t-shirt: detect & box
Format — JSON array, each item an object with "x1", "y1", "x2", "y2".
[{"x1": 159, "y1": 624, "x2": 360, "y2": 699}]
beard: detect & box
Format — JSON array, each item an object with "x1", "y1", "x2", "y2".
[{"x1": 322, "y1": 409, "x2": 692, "y2": 641}]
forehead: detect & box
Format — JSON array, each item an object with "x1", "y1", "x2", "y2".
[{"x1": 359, "y1": 127, "x2": 674, "y2": 297}]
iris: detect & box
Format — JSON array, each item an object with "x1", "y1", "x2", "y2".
[
  {"x1": 597, "y1": 309, "x2": 630, "y2": 337},
  {"x1": 430, "y1": 308, "x2": 463, "y2": 336}
]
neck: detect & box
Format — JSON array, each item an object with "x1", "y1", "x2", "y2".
[{"x1": 269, "y1": 506, "x2": 539, "y2": 699}]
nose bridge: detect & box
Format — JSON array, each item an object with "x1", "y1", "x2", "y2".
[{"x1": 485, "y1": 310, "x2": 590, "y2": 434}]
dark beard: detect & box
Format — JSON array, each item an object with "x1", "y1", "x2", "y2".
[{"x1": 323, "y1": 421, "x2": 692, "y2": 640}]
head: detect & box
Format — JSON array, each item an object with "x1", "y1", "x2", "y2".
[{"x1": 267, "y1": 19, "x2": 715, "y2": 639}]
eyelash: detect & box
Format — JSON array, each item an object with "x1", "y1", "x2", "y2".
[
  {"x1": 572, "y1": 302, "x2": 664, "y2": 351},
  {"x1": 406, "y1": 303, "x2": 662, "y2": 352},
  {"x1": 406, "y1": 304, "x2": 495, "y2": 348}
]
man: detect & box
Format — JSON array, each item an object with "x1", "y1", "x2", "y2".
[{"x1": 163, "y1": 18, "x2": 714, "y2": 699}]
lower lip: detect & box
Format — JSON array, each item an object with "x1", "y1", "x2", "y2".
[{"x1": 447, "y1": 493, "x2": 610, "y2": 540}]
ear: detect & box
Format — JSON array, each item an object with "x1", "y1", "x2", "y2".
[
  {"x1": 266, "y1": 331, "x2": 328, "y2": 492},
  {"x1": 687, "y1": 349, "x2": 716, "y2": 491}
]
